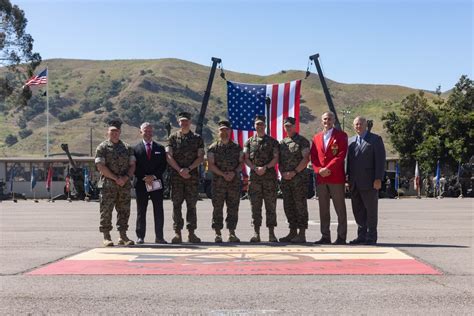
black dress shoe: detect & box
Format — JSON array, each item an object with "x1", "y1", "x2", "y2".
[
  {"x1": 155, "y1": 238, "x2": 168, "y2": 244},
  {"x1": 136, "y1": 238, "x2": 144, "y2": 244},
  {"x1": 332, "y1": 238, "x2": 346, "y2": 245},
  {"x1": 364, "y1": 240, "x2": 377, "y2": 245},
  {"x1": 349, "y1": 237, "x2": 366, "y2": 245},
  {"x1": 314, "y1": 237, "x2": 331, "y2": 245}
]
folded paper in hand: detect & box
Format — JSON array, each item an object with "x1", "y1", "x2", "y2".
[{"x1": 146, "y1": 179, "x2": 162, "y2": 192}]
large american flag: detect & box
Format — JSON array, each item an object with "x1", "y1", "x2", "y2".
[
  {"x1": 227, "y1": 80, "x2": 302, "y2": 175},
  {"x1": 24, "y1": 68, "x2": 48, "y2": 87}
]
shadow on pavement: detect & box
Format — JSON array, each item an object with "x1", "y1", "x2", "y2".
[
  {"x1": 130, "y1": 242, "x2": 470, "y2": 249},
  {"x1": 376, "y1": 243, "x2": 469, "y2": 248}
]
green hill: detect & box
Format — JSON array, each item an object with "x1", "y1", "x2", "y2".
[{"x1": 0, "y1": 58, "x2": 438, "y2": 157}]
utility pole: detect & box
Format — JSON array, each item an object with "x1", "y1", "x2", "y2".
[{"x1": 341, "y1": 109, "x2": 351, "y2": 132}]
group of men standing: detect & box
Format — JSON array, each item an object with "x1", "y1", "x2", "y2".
[{"x1": 94, "y1": 110, "x2": 385, "y2": 247}]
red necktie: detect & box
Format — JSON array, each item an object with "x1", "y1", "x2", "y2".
[{"x1": 146, "y1": 143, "x2": 151, "y2": 160}]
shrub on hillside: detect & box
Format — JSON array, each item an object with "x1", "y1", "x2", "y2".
[
  {"x1": 57, "y1": 109, "x2": 80, "y2": 122},
  {"x1": 18, "y1": 129, "x2": 33, "y2": 139},
  {"x1": 5, "y1": 134, "x2": 18, "y2": 146}
]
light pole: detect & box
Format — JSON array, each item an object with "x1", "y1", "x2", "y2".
[{"x1": 341, "y1": 109, "x2": 351, "y2": 132}]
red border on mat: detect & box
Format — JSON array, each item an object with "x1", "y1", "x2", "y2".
[{"x1": 28, "y1": 259, "x2": 441, "y2": 275}]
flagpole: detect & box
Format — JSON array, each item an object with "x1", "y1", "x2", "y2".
[
  {"x1": 46, "y1": 66, "x2": 50, "y2": 157},
  {"x1": 458, "y1": 160, "x2": 463, "y2": 199}
]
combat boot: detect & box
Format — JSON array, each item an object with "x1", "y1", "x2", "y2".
[
  {"x1": 118, "y1": 231, "x2": 135, "y2": 246},
  {"x1": 250, "y1": 227, "x2": 261, "y2": 242},
  {"x1": 279, "y1": 228, "x2": 297, "y2": 242},
  {"x1": 188, "y1": 229, "x2": 201, "y2": 243},
  {"x1": 171, "y1": 230, "x2": 182, "y2": 244},
  {"x1": 215, "y1": 229, "x2": 223, "y2": 243},
  {"x1": 228, "y1": 229, "x2": 240, "y2": 243},
  {"x1": 268, "y1": 227, "x2": 278, "y2": 242},
  {"x1": 291, "y1": 228, "x2": 306, "y2": 243},
  {"x1": 103, "y1": 232, "x2": 114, "y2": 247}
]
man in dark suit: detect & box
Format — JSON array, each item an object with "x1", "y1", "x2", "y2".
[
  {"x1": 134, "y1": 122, "x2": 168, "y2": 244},
  {"x1": 347, "y1": 116, "x2": 386, "y2": 245},
  {"x1": 310, "y1": 111, "x2": 348, "y2": 245}
]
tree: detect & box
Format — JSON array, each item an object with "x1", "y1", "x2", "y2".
[
  {"x1": 382, "y1": 76, "x2": 474, "y2": 174},
  {"x1": 382, "y1": 91, "x2": 439, "y2": 166},
  {"x1": 0, "y1": 0, "x2": 41, "y2": 101},
  {"x1": 438, "y1": 75, "x2": 473, "y2": 167},
  {"x1": 0, "y1": 0, "x2": 41, "y2": 69}
]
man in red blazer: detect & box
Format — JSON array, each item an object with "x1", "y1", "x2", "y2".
[{"x1": 310, "y1": 111, "x2": 348, "y2": 245}]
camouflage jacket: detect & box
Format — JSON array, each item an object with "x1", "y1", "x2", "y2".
[
  {"x1": 166, "y1": 130, "x2": 204, "y2": 176},
  {"x1": 244, "y1": 134, "x2": 279, "y2": 180},
  {"x1": 207, "y1": 140, "x2": 242, "y2": 174},
  {"x1": 95, "y1": 140, "x2": 135, "y2": 187},
  {"x1": 279, "y1": 133, "x2": 310, "y2": 173}
]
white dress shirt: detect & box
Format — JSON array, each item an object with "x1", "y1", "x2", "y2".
[{"x1": 323, "y1": 128, "x2": 333, "y2": 151}]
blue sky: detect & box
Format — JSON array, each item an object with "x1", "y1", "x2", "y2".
[{"x1": 14, "y1": 0, "x2": 473, "y2": 90}]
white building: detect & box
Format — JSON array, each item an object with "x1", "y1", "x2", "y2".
[{"x1": 0, "y1": 156, "x2": 97, "y2": 199}]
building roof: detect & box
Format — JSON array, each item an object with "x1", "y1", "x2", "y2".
[{"x1": 0, "y1": 156, "x2": 95, "y2": 163}]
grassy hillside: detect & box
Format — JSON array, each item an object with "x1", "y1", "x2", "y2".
[{"x1": 0, "y1": 58, "x2": 438, "y2": 157}]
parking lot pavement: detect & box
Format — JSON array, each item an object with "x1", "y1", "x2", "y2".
[{"x1": 0, "y1": 198, "x2": 472, "y2": 314}]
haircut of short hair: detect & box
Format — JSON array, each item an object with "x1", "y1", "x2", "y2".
[
  {"x1": 353, "y1": 116, "x2": 367, "y2": 124},
  {"x1": 321, "y1": 111, "x2": 335, "y2": 119},
  {"x1": 140, "y1": 122, "x2": 152, "y2": 130}
]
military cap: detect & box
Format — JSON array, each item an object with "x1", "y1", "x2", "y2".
[
  {"x1": 255, "y1": 115, "x2": 266, "y2": 124},
  {"x1": 108, "y1": 119, "x2": 122, "y2": 130},
  {"x1": 178, "y1": 112, "x2": 191, "y2": 121},
  {"x1": 284, "y1": 117, "x2": 296, "y2": 125},
  {"x1": 218, "y1": 120, "x2": 231, "y2": 130}
]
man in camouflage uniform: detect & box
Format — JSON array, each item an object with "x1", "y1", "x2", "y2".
[
  {"x1": 95, "y1": 120, "x2": 136, "y2": 247},
  {"x1": 166, "y1": 112, "x2": 204, "y2": 243},
  {"x1": 244, "y1": 115, "x2": 279, "y2": 242},
  {"x1": 278, "y1": 117, "x2": 311, "y2": 243},
  {"x1": 207, "y1": 120, "x2": 243, "y2": 243}
]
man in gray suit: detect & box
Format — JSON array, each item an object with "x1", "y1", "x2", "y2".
[{"x1": 347, "y1": 116, "x2": 386, "y2": 245}]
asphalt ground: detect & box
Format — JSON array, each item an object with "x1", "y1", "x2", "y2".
[{"x1": 0, "y1": 197, "x2": 472, "y2": 314}]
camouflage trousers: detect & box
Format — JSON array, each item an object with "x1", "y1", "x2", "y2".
[
  {"x1": 211, "y1": 176, "x2": 240, "y2": 230},
  {"x1": 99, "y1": 180, "x2": 131, "y2": 233},
  {"x1": 248, "y1": 176, "x2": 278, "y2": 228},
  {"x1": 280, "y1": 173, "x2": 309, "y2": 229},
  {"x1": 171, "y1": 174, "x2": 199, "y2": 231}
]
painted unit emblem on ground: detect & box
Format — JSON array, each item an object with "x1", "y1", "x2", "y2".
[{"x1": 29, "y1": 246, "x2": 440, "y2": 275}]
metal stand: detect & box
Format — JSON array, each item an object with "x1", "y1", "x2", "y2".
[
  {"x1": 196, "y1": 57, "x2": 221, "y2": 136},
  {"x1": 309, "y1": 53, "x2": 341, "y2": 130}
]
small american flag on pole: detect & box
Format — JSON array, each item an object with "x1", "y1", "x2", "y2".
[
  {"x1": 227, "y1": 79, "x2": 302, "y2": 175},
  {"x1": 24, "y1": 68, "x2": 48, "y2": 87}
]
